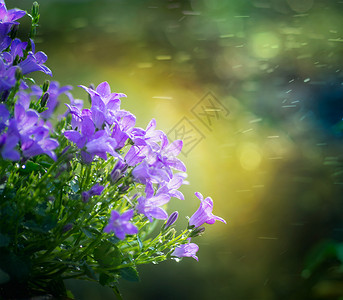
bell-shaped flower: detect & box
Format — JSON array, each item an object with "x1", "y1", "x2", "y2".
[
  {"x1": 5, "y1": 38, "x2": 27, "y2": 63},
  {"x1": 18, "y1": 40, "x2": 52, "y2": 76},
  {"x1": 0, "y1": 60, "x2": 17, "y2": 92},
  {"x1": 104, "y1": 209, "x2": 138, "y2": 240},
  {"x1": 172, "y1": 238, "x2": 199, "y2": 261},
  {"x1": 20, "y1": 125, "x2": 59, "y2": 160},
  {"x1": 82, "y1": 183, "x2": 105, "y2": 203},
  {"x1": 12, "y1": 102, "x2": 58, "y2": 160},
  {"x1": 136, "y1": 182, "x2": 170, "y2": 222},
  {"x1": 156, "y1": 172, "x2": 188, "y2": 200},
  {"x1": 132, "y1": 159, "x2": 170, "y2": 185},
  {"x1": 0, "y1": 103, "x2": 9, "y2": 132},
  {"x1": 124, "y1": 143, "x2": 148, "y2": 166},
  {"x1": 80, "y1": 81, "x2": 126, "y2": 126},
  {"x1": 0, "y1": 120, "x2": 19, "y2": 160},
  {"x1": 189, "y1": 192, "x2": 226, "y2": 228},
  {"x1": 0, "y1": 2, "x2": 25, "y2": 40},
  {"x1": 143, "y1": 118, "x2": 164, "y2": 150}
]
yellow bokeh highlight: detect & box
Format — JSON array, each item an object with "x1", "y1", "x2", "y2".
[{"x1": 238, "y1": 143, "x2": 262, "y2": 171}]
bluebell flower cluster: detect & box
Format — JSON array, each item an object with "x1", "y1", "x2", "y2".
[
  {"x1": 0, "y1": 1, "x2": 226, "y2": 297},
  {"x1": 0, "y1": 2, "x2": 58, "y2": 161}
]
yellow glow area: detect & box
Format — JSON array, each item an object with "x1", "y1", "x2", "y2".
[
  {"x1": 251, "y1": 32, "x2": 280, "y2": 59},
  {"x1": 238, "y1": 143, "x2": 262, "y2": 171}
]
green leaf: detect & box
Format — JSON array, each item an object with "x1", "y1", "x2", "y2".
[
  {"x1": 99, "y1": 273, "x2": 115, "y2": 286},
  {"x1": 119, "y1": 267, "x2": 139, "y2": 282},
  {"x1": 82, "y1": 228, "x2": 95, "y2": 239},
  {"x1": 83, "y1": 262, "x2": 97, "y2": 281},
  {"x1": 23, "y1": 214, "x2": 57, "y2": 233},
  {"x1": 108, "y1": 236, "x2": 120, "y2": 245},
  {"x1": 137, "y1": 235, "x2": 143, "y2": 250},
  {"x1": 19, "y1": 161, "x2": 42, "y2": 174},
  {"x1": 94, "y1": 241, "x2": 122, "y2": 267}
]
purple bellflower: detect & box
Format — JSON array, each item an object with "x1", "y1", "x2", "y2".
[
  {"x1": 59, "y1": 91, "x2": 83, "y2": 120},
  {"x1": 136, "y1": 182, "x2": 170, "y2": 222},
  {"x1": 0, "y1": 125, "x2": 19, "y2": 160},
  {"x1": 156, "y1": 172, "x2": 188, "y2": 200},
  {"x1": 158, "y1": 137, "x2": 186, "y2": 174},
  {"x1": 64, "y1": 114, "x2": 118, "y2": 163},
  {"x1": 20, "y1": 127, "x2": 59, "y2": 160},
  {"x1": 131, "y1": 129, "x2": 186, "y2": 186},
  {"x1": 142, "y1": 119, "x2": 164, "y2": 150},
  {"x1": 172, "y1": 238, "x2": 199, "y2": 261},
  {"x1": 0, "y1": 59, "x2": 17, "y2": 92},
  {"x1": 80, "y1": 81, "x2": 126, "y2": 126},
  {"x1": 81, "y1": 81, "x2": 126, "y2": 107},
  {"x1": 0, "y1": 102, "x2": 8, "y2": 132},
  {"x1": 131, "y1": 159, "x2": 170, "y2": 185},
  {"x1": 189, "y1": 192, "x2": 226, "y2": 228},
  {"x1": 110, "y1": 112, "x2": 136, "y2": 149},
  {"x1": 110, "y1": 159, "x2": 128, "y2": 183},
  {"x1": 9, "y1": 38, "x2": 26, "y2": 59},
  {"x1": 124, "y1": 119, "x2": 163, "y2": 168},
  {"x1": 18, "y1": 40, "x2": 52, "y2": 77},
  {"x1": 103, "y1": 209, "x2": 138, "y2": 240},
  {"x1": 82, "y1": 183, "x2": 105, "y2": 202},
  {"x1": 0, "y1": 1, "x2": 26, "y2": 40},
  {"x1": 13, "y1": 102, "x2": 58, "y2": 160},
  {"x1": 125, "y1": 143, "x2": 148, "y2": 166}
]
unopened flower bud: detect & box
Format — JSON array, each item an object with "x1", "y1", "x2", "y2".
[
  {"x1": 163, "y1": 211, "x2": 178, "y2": 231},
  {"x1": 189, "y1": 226, "x2": 205, "y2": 237},
  {"x1": 119, "y1": 184, "x2": 130, "y2": 193},
  {"x1": 110, "y1": 160, "x2": 128, "y2": 184},
  {"x1": 15, "y1": 68, "x2": 22, "y2": 81},
  {"x1": 82, "y1": 191, "x2": 90, "y2": 203},
  {"x1": 63, "y1": 223, "x2": 73, "y2": 233},
  {"x1": 61, "y1": 145, "x2": 71, "y2": 156},
  {"x1": 110, "y1": 169, "x2": 121, "y2": 183},
  {"x1": 31, "y1": 2, "x2": 39, "y2": 19},
  {"x1": 42, "y1": 80, "x2": 50, "y2": 93},
  {"x1": 40, "y1": 92, "x2": 49, "y2": 107}
]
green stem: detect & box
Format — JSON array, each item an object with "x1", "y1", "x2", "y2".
[{"x1": 34, "y1": 148, "x2": 75, "y2": 194}]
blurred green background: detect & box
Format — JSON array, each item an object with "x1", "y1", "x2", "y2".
[{"x1": 7, "y1": 0, "x2": 343, "y2": 299}]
